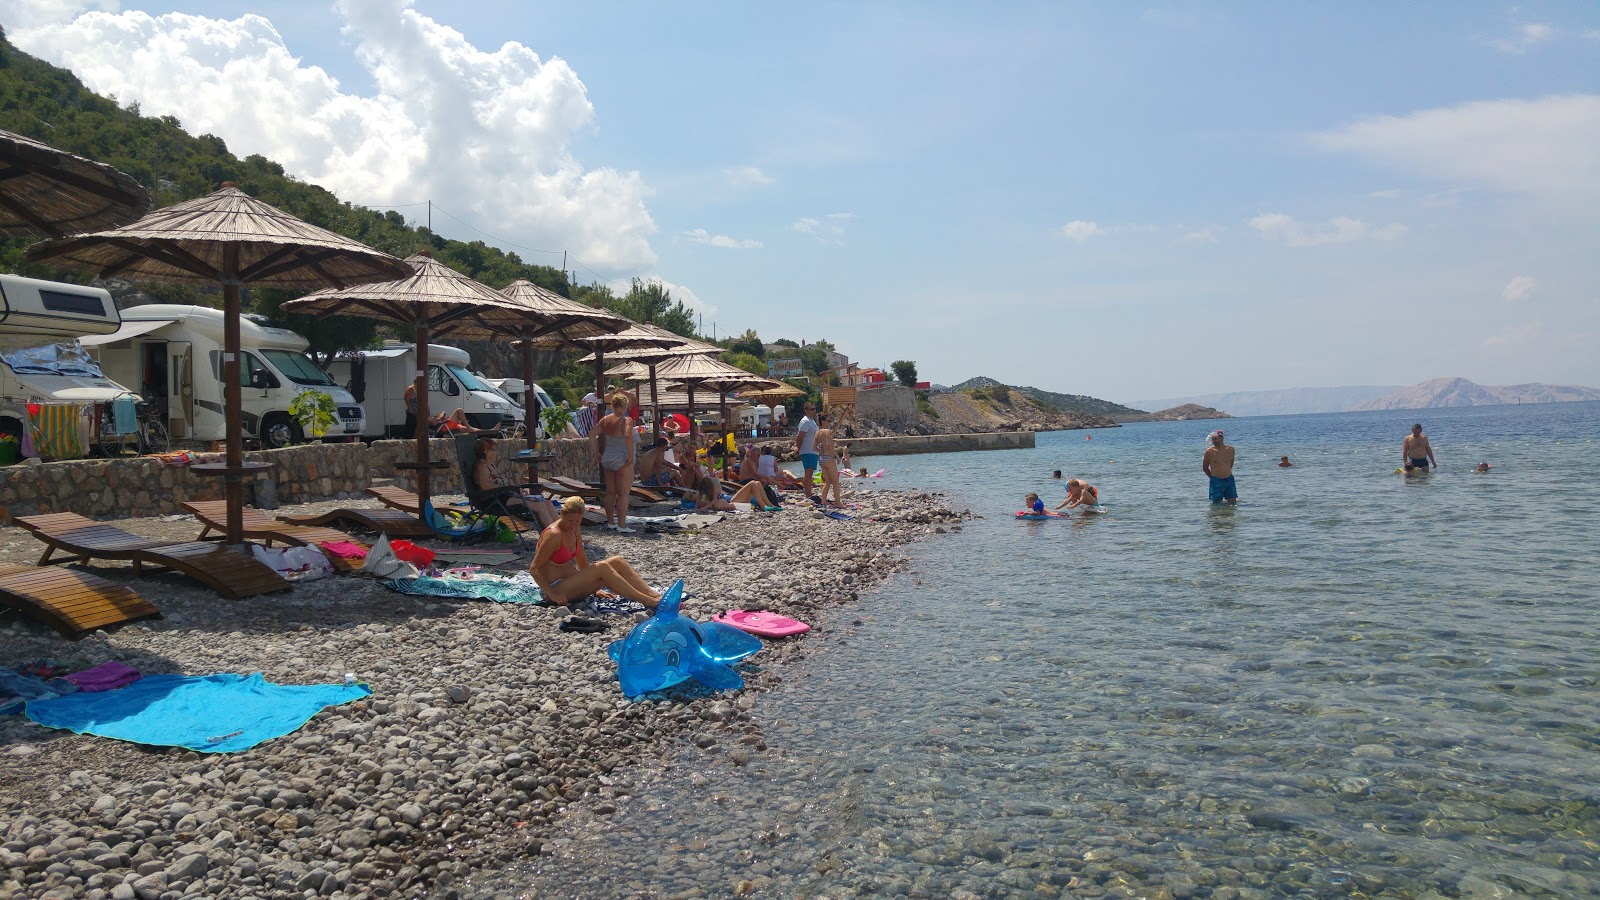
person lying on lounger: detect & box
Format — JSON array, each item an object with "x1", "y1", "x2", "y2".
[
  {"x1": 435, "y1": 408, "x2": 497, "y2": 435},
  {"x1": 531, "y1": 496, "x2": 661, "y2": 609},
  {"x1": 471, "y1": 438, "x2": 557, "y2": 526}
]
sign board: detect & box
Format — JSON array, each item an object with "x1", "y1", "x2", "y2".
[{"x1": 767, "y1": 357, "x2": 803, "y2": 377}]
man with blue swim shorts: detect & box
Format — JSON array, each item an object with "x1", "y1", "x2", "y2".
[
  {"x1": 1202, "y1": 430, "x2": 1238, "y2": 505},
  {"x1": 795, "y1": 402, "x2": 819, "y2": 503}
]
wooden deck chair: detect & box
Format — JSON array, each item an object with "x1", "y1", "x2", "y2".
[
  {"x1": 181, "y1": 501, "x2": 370, "y2": 574},
  {"x1": 364, "y1": 486, "x2": 476, "y2": 517},
  {"x1": 278, "y1": 507, "x2": 433, "y2": 539},
  {"x1": 0, "y1": 563, "x2": 160, "y2": 637},
  {"x1": 10, "y1": 513, "x2": 291, "y2": 600}
]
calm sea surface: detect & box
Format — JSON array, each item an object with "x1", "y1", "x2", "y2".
[{"x1": 471, "y1": 402, "x2": 1600, "y2": 899}]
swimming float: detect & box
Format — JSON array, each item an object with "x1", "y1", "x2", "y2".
[{"x1": 607, "y1": 580, "x2": 762, "y2": 698}]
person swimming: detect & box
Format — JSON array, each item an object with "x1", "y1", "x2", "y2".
[
  {"x1": 1476, "y1": 462, "x2": 1491, "y2": 473},
  {"x1": 1279, "y1": 455, "x2": 1293, "y2": 468},
  {"x1": 1051, "y1": 470, "x2": 1063, "y2": 479},
  {"x1": 1024, "y1": 492, "x2": 1045, "y2": 515},
  {"x1": 1055, "y1": 479, "x2": 1101, "y2": 512}
]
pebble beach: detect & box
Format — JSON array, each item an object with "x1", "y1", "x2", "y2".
[{"x1": 0, "y1": 487, "x2": 968, "y2": 900}]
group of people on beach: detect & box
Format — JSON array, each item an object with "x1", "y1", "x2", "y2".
[{"x1": 1031, "y1": 422, "x2": 1483, "y2": 515}]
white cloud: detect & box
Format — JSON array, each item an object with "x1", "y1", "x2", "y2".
[
  {"x1": 792, "y1": 213, "x2": 853, "y2": 243},
  {"x1": 0, "y1": 0, "x2": 114, "y2": 32},
  {"x1": 1502, "y1": 275, "x2": 1538, "y2": 303},
  {"x1": 8, "y1": 0, "x2": 658, "y2": 271},
  {"x1": 1249, "y1": 213, "x2": 1407, "y2": 247},
  {"x1": 682, "y1": 228, "x2": 763, "y2": 250},
  {"x1": 1310, "y1": 95, "x2": 1600, "y2": 203},
  {"x1": 642, "y1": 277, "x2": 716, "y2": 320},
  {"x1": 724, "y1": 166, "x2": 774, "y2": 187},
  {"x1": 1489, "y1": 22, "x2": 1555, "y2": 53},
  {"x1": 1483, "y1": 321, "x2": 1541, "y2": 347},
  {"x1": 1180, "y1": 226, "x2": 1224, "y2": 243},
  {"x1": 1057, "y1": 220, "x2": 1102, "y2": 242}
]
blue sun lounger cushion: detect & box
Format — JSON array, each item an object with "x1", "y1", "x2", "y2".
[
  {"x1": 606, "y1": 579, "x2": 762, "y2": 698},
  {"x1": 422, "y1": 499, "x2": 492, "y2": 541}
]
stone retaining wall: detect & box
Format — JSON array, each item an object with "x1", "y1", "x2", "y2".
[
  {"x1": 844, "y1": 431, "x2": 1035, "y2": 456},
  {"x1": 0, "y1": 436, "x2": 601, "y2": 521}
]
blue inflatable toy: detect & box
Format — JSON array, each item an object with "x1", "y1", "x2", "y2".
[{"x1": 606, "y1": 579, "x2": 763, "y2": 698}]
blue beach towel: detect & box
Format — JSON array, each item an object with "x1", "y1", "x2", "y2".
[
  {"x1": 25, "y1": 673, "x2": 370, "y2": 753},
  {"x1": 112, "y1": 398, "x2": 139, "y2": 435},
  {"x1": 382, "y1": 571, "x2": 549, "y2": 605}
]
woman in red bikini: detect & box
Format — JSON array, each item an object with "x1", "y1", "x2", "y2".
[{"x1": 530, "y1": 496, "x2": 661, "y2": 608}]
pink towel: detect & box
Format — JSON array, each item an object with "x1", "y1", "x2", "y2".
[
  {"x1": 318, "y1": 540, "x2": 369, "y2": 559},
  {"x1": 64, "y1": 661, "x2": 142, "y2": 693}
]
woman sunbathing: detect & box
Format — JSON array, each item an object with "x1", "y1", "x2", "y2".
[
  {"x1": 531, "y1": 496, "x2": 661, "y2": 608},
  {"x1": 470, "y1": 438, "x2": 557, "y2": 526}
]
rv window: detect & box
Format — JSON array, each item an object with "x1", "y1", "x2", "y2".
[
  {"x1": 39, "y1": 289, "x2": 107, "y2": 317},
  {"x1": 0, "y1": 337, "x2": 105, "y2": 377},
  {"x1": 242, "y1": 353, "x2": 278, "y2": 388},
  {"x1": 260, "y1": 350, "x2": 336, "y2": 386},
  {"x1": 427, "y1": 365, "x2": 458, "y2": 396}
]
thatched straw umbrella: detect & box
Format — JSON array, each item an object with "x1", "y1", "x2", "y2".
[
  {"x1": 566, "y1": 323, "x2": 682, "y2": 412},
  {"x1": 581, "y1": 323, "x2": 719, "y2": 440},
  {"x1": 283, "y1": 252, "x2": 530, "y2": 514},
  {"x1": 652, "y1": 354, "x2": 780, "y2": 463},
  {"x1": 0, "y1": 128, "x2": 150, "y2": 237},
  {"x1": 493, "y1": 280, "x2": 629, "y2": 449},
  {"x1": 27, "y1": 183, "x2": 411, "y2": 546}
]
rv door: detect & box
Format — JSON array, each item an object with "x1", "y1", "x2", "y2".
[{"x1": 170, "y1": 342, "x2": 193, "y2": 438}]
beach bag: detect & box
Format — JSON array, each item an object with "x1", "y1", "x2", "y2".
[
  {"x1": 250, "y1": 544, "x2": 334, "y2": 582},
  {"x1": 361, "y1": 535, "x2": 419, "y2": 580}
]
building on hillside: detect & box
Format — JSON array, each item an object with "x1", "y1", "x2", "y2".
[{"x1": 856, "y1": 367, "x2": 887, "y2": 388}]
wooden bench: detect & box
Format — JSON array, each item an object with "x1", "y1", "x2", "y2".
[
  {"x1": 0, "y1": 563, "x2": 161, "y2": 638},
  {"x1": 10, "y1": 513, "x2": 291, "y2": 600},
  {"x1": 182, "y1": 501, "x2": 371, "y2": 574}
]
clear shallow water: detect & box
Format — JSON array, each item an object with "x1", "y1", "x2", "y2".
[{"x1": 473, "y1": 403, "x2": 1600, "y2": 899}]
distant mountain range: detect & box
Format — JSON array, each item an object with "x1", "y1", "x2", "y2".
[
  {"x1": 1135, "y1": 378, "x2": 1600, "y2": 416},
  {"x1": 1349, "y1": 377, "x2": 1600, "y2": 411}
]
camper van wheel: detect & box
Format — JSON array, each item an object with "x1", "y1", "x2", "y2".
[{"x1": 262, "y1": 414, "x2": 303, "y2": 450}]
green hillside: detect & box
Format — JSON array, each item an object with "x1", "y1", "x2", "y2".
[
  {"x1": 0, "y1": 30, "x2": 659, "y2": 400},
  {"x1": 950, "y1": 376, "x2": 1150, "y2": 420}
]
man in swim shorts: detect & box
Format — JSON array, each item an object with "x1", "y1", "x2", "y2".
[
  {"x1": 795, "y1": 402, "x2": 819, "y2": 502},
  {"x1": 1202, "y1": 430, "x2": 1237, "y2": 504},
  {"x1": 1402, "y1": 423, "x2": 1437, "y2": 471}
]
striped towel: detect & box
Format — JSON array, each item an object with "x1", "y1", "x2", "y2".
[{"x1": 29, "y1": 404, "x2": 88, "y2": 461}]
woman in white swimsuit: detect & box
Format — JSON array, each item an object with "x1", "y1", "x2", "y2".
[{"x1": 592, "y1": 393, "x2": 636, "y2": 533}]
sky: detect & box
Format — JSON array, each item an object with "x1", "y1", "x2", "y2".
[{"x1": 3, "y1": 1, "x2": 1598, "y2": 404}]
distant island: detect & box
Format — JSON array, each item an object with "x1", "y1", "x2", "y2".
[{"x1": 1136, "y1": 377, "x2": 1600, "y2": 416}]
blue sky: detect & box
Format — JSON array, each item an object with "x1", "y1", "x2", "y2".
[{"x1": 5, "y1": 1, "x2": 1598, "y2": 403}]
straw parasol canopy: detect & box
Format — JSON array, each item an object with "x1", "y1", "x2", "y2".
[
  {"x1": 651, "y1": 354, "x2": 779, "y2": 454},
  {"x1": 580, "y1": 322, "x2": 719, "y2": 441},
  {"x1": 283, "y1": 252, "x2": 532, "y2": 511},
  {"x1": 567, "y1": 323, "x2": 683, "y2": 418},
  {"x1": 0, "y1": 128, "x2": 150, "y2": 237},
  {"x1": 493, "y1": 279, "x2": 629, "y2": 448},
  {"x1": 28, "y1": 183, "x2": 412, "y2": 546},
  {"x1": 739, "y1": 382, "x2": 807, "y2": 403}
]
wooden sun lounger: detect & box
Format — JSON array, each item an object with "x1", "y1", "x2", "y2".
[
  {"x1": 364, "y1": 486, "x2": 476, "y2": 516},
  {"x1": 279, "y1": 507, "x2": 433, "y2": 539},
  {"x1": 0, "y1": 563, "x2": 161, "y2": 638},
  {"x1": 11, "y1": 513, "x2": 291, "y2": 600},
  {"x1": 181, "y1": 501, "x2": 371, "y2": 574}
]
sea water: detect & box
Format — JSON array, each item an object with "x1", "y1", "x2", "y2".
[{"x1": 469, "y1": 402, "x2": 1600, "y2": 898}]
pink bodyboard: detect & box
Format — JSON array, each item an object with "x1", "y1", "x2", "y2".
[{"x1": 713, "y1": 609, "x2": 811, "y2": 638}]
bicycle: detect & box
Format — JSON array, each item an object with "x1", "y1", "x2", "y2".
[{"x1": 98, "y1": 398, "x2": 170, "y2": 457}]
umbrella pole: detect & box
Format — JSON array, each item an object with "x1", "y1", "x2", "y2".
[
  {"x1": 222, "y1": 254, "x2": 244, "y2": 547},
  {"x1": 594, "y1": 348, "x2": 606, "y2": 405},
  {"x1": 649, "y1": 364, "x2": 660, "y2": 443},
  {"x1": 415, "y1": 330, "x2": 432, "y2": 514},
  {"x1": 719, "y1": 388, "x2": 730, "y2": 478},
  {"x1": 522, "y1": 339, "x2": 536, "y2": 451}
]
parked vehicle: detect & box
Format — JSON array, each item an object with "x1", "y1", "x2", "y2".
[
  {"x1": 0, "y1": 274, "x2": 143, "y2": 451},
  {"x1": 86, "y1": 304, "x2": 366, "y2": 448},
  {"x1": 484, "y1": 377, "x2": 527, "y2": 409},
  {"x1": 328, "y1": 342, "x2": 520, "y2": 439},
  {"x1": 478, "y1": 376, "x2": 560, "y2": 437}
]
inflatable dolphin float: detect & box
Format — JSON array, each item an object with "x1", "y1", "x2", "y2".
[{"x1": 607, "y1": 579, "x2": 763, "y2": 698}]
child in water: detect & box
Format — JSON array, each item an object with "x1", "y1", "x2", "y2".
[
  {"x1": 1023, "y1": 493, "x2": 1045, "y2": 515},
  {"x1": 1055, "y1": 479, "x2": 1101, "y2": 512}
]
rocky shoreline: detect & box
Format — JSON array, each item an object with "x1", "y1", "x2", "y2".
[{"x1": 0, "y1": 487, "x2": 967, "y2": 900}]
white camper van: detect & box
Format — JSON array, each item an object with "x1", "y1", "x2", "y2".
[
  {"x1": 485, "y1": 377, "x2": 526, "y2": 409},
  {"x1": 87, "y1": 304, "x2": 366, "y2": 448},
  {"x1": 328, "y1": 342, "x2": 519, "y2": 439},
  {"x1": 481, "y1": 376, "x2": 560, "y2": 436},
  {"x1": 0, "y1": 274, "x2": 142, "y2": 447}
]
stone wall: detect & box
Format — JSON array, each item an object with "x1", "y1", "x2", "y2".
[
  {"x1": 856, "y1": 384, "x2": 919, "y2": 429},
  {"x1": 844, "y1": 430, "x2": 1035, "y2": 457},
  {"x1": 0, "y1": 436, "x2": 603, "y2": 522}
]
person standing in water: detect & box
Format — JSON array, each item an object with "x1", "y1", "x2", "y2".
[
  {"x1": 1403, "y1": 423, "x2": 1437, "y2": 471},
  {"x1": 1203, "y1": 430, "x2": 1238, "y2": 505}
]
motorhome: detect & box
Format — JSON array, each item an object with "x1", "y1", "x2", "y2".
[
  {"x1": 480, "y1": 376, "x2": 560, "y2": 436},
  {"x1": 328, "y1": 342, "x2": 521, "y2": 439},
  {"x1": 0, "y1": 274, "x2": 143, "y2": 448},
  {"x1": 484, "y1": 377, "x2": 526, "y2": 409},
  {"x1": 87, "y1": 304, "x2": 366, "y2": 448},
  {"x1": 738, "y1": 404, "x2": 773, "y2": 434}
]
